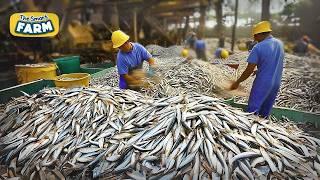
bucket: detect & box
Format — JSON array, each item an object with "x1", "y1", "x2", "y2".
[
  {"x1": 54, "y1": 73, "x2": 90, "y2": 88},
  {"x1": 53, "y1": 56, "x2": 80, "y2": 74},
  {"x1": 80, "y1": 62, "x2": 114, "y2": 74},
  {"x1": 15, "y1": 63, "x2": 57, "y2": 84}
]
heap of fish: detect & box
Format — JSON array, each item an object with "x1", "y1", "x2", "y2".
[
  {"x1": 92, "y1": 43, "x2": 320, "y2": 113},
  {"x1": 276, "y1": 54, "x2": 320, "y2": 113},
  {"x1": 210, "y1": 51, "x2": 248, "y2": 65},
  {"x1": 90, "y1": 67, "x2": 119, "y2": 87},
  {"x1": 57, "y1": 77, "x2": 80, "y2": 81},
  {"x1": 1, "y1": 86, "x2": 320, "y2": 179},
  {"x1": 141, "y1": 60, "x2": 241, "y2": 98},
  {"x1": 91, "y1": 55, "x2": 241, "y2": 99},
  {"x1": 15, "y1": 63, "x2": 53, "y2": 68},
  {"x1": 146, "y1": 45, "x2": 183, "y2": 58},
  {"x1": 90, "y1": 56, "x2": 186, "y2": 91}
]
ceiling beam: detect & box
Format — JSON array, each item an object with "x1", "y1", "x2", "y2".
[
  {"x1": 151, "y1": 2, "x2": 204, "y2": 14},
  {"x1": 155, "y1": 11, "x2": 194, "y2": 18}
]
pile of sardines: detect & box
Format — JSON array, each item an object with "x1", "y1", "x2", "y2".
[
  {"x1": 140, "y1": 60, "x2": 239, "y2": 98},
  {"x1": 91, "y1": 44, "x2": 320, "y2": 113},
  {"x1": 0, "y1": 86, "x2": 320, "y2": 179},
  {"x1": 91, "y1": 56, "x2": 239, "y2": 99}
]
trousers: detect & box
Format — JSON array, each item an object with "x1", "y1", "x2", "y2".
[{"x1": 247, "y1": 82, "x2": 280, "y2": 118}]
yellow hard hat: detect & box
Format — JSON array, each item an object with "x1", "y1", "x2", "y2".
[
  {"x1": 111, "y1": 30, "x2": 130, "y2": 48},
  {"x1": 181, "y1": 49, "x2": 189, "y2": 58},
  {"x1": 252, "y1": 21, "x2": 272, "y2": 36},
  {"x1": 221, "y1": 49, "x2": 229, "y2": 59}
]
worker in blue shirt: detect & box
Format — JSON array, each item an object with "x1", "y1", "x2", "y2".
[
  {"x1": 194, "y1": 35, "x2": 207, "y2": 61},
  {"x1": 230, "y1": 21, "x2": 284, "y2": 118},
  {"x1": 111, "y1": 30, "x2": 156, "y2": 90}
]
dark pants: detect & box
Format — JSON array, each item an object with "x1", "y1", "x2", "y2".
[{"x1": 196, "y1": 49, "x2": 207, "y2": 61}]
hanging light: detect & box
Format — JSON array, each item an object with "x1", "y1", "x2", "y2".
[
  {"x1": 139, "y1": 28, "x2": 145, "y2": 39},
  {"x1": 193, "y1": 12, "x2": 201, "y2": 18}
]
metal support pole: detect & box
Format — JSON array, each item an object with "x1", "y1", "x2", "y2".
[
  {"x1": 231, "y1": 0, "x2": 239, "y2": 52},
  {"x1": 133, "y1": 9, "x2": 138, "y2": 42},
  {"x1": 199, "y1": 6, "x2": 206, "y2": 38},
  {"x1": 110, "y1": 3, "x2": 119, "y2": 31},
  {"x1": 163, "y1": 19, "x2": 167, "y2": 30},
  {"x1": 183, "y1": 16, "x2": 190, "y2": 40}
]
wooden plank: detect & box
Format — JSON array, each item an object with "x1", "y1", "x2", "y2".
[
  {"x1": 155, "y1": 11, "x2": 193, "y2": 18},
  {"x1": 152, "y1": 2, "x2": 201, "y2": 14}
]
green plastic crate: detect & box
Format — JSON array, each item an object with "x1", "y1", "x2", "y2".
[
  {"x1": 224, "y1": 99, "x2": 320, "y2": 127},
  {"x1": 0, "y1": 69, "x2": 112, "y2": 104},
  {"x1": 0, "y1": 79, "x2": 55, "y2": 104},
  {"x1": 54, "y1": 56, "x2": 80, "y2": 74}
]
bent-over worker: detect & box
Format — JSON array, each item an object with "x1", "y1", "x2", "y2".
[
  {"x1": 111, "y1": 30, "x2": 156, "y2": 90},
  {"x1": 215, "y1": 48, "x2": 229, "y2": 59},
  {"x1": 293, "y1": 35, "x2": 320, "y2": 55},
  {"x1": 230, "y1": 21, "x2": 284, "y2": 118}
]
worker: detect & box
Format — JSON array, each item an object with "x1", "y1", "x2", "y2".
[
  {"x1": 230, "y1": 21, "x2": 284, "y2": 118},
  {"x1": 293, "y1": 35, "x2": 320, "y2": 55},
  {"x1": 185, "y1": 32, "x2": 197, "y2": 49},
  {"x1": 246, "y1": 40, "x2": 258, "y2": 51},
  {"x1": 194, "y1": 35, "x2": 207, "y2": 61},
  {"x1": 181, "y1": 48, "x2": 189, "y2": 58},
  {"x1": 215, "y1": 48, "x2": 229, "y2": 59},
  {"x1": 111, "y1": 30, "x2": 156, "y2": 90}
]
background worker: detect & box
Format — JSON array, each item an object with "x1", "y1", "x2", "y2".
[
  {"x1": 181, "y1": 48, "x2": 189, "y2": 58},
  {"x1": 111, "y1": 30, "x2": 156, "y2": 90},
  {"x1": 215, "y1": 48, "x2": 229, "y2": 59},
  {"x1": 185, "y1": 32, "x2": 197, "y2": 49},
  {"x1": 230, "y1": 21, "x2": 284, "y2": 118},
  {"x1": 246, "y1": 40, "x2": 258, "y2": 51},
  {"x1": 194, "y1": 35, "x2": 207, "y2": 61},
  {"x1": 293, "y1": 35, "x2": 320, "y2": 55}
]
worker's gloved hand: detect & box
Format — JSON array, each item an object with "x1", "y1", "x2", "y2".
[{"x1": 147, "y1": 67, "x2": 155, "y2": 77}]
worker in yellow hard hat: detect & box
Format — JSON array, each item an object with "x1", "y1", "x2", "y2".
[
  {"x1": 111, "y1": 30, "x2": 156, "y2": 90},
  {"x1": 215, "y1": 48, "x2": 229, "y2": 59},
  {"x1": 293, "y1": 35, "x2": 320, "y2": 55},
  {"x1": 181, "y1": 48, "x2": 189, "y2": 58},
  {"x1": 230, "y1": 21, "x2": 285, "y2": 118}
]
